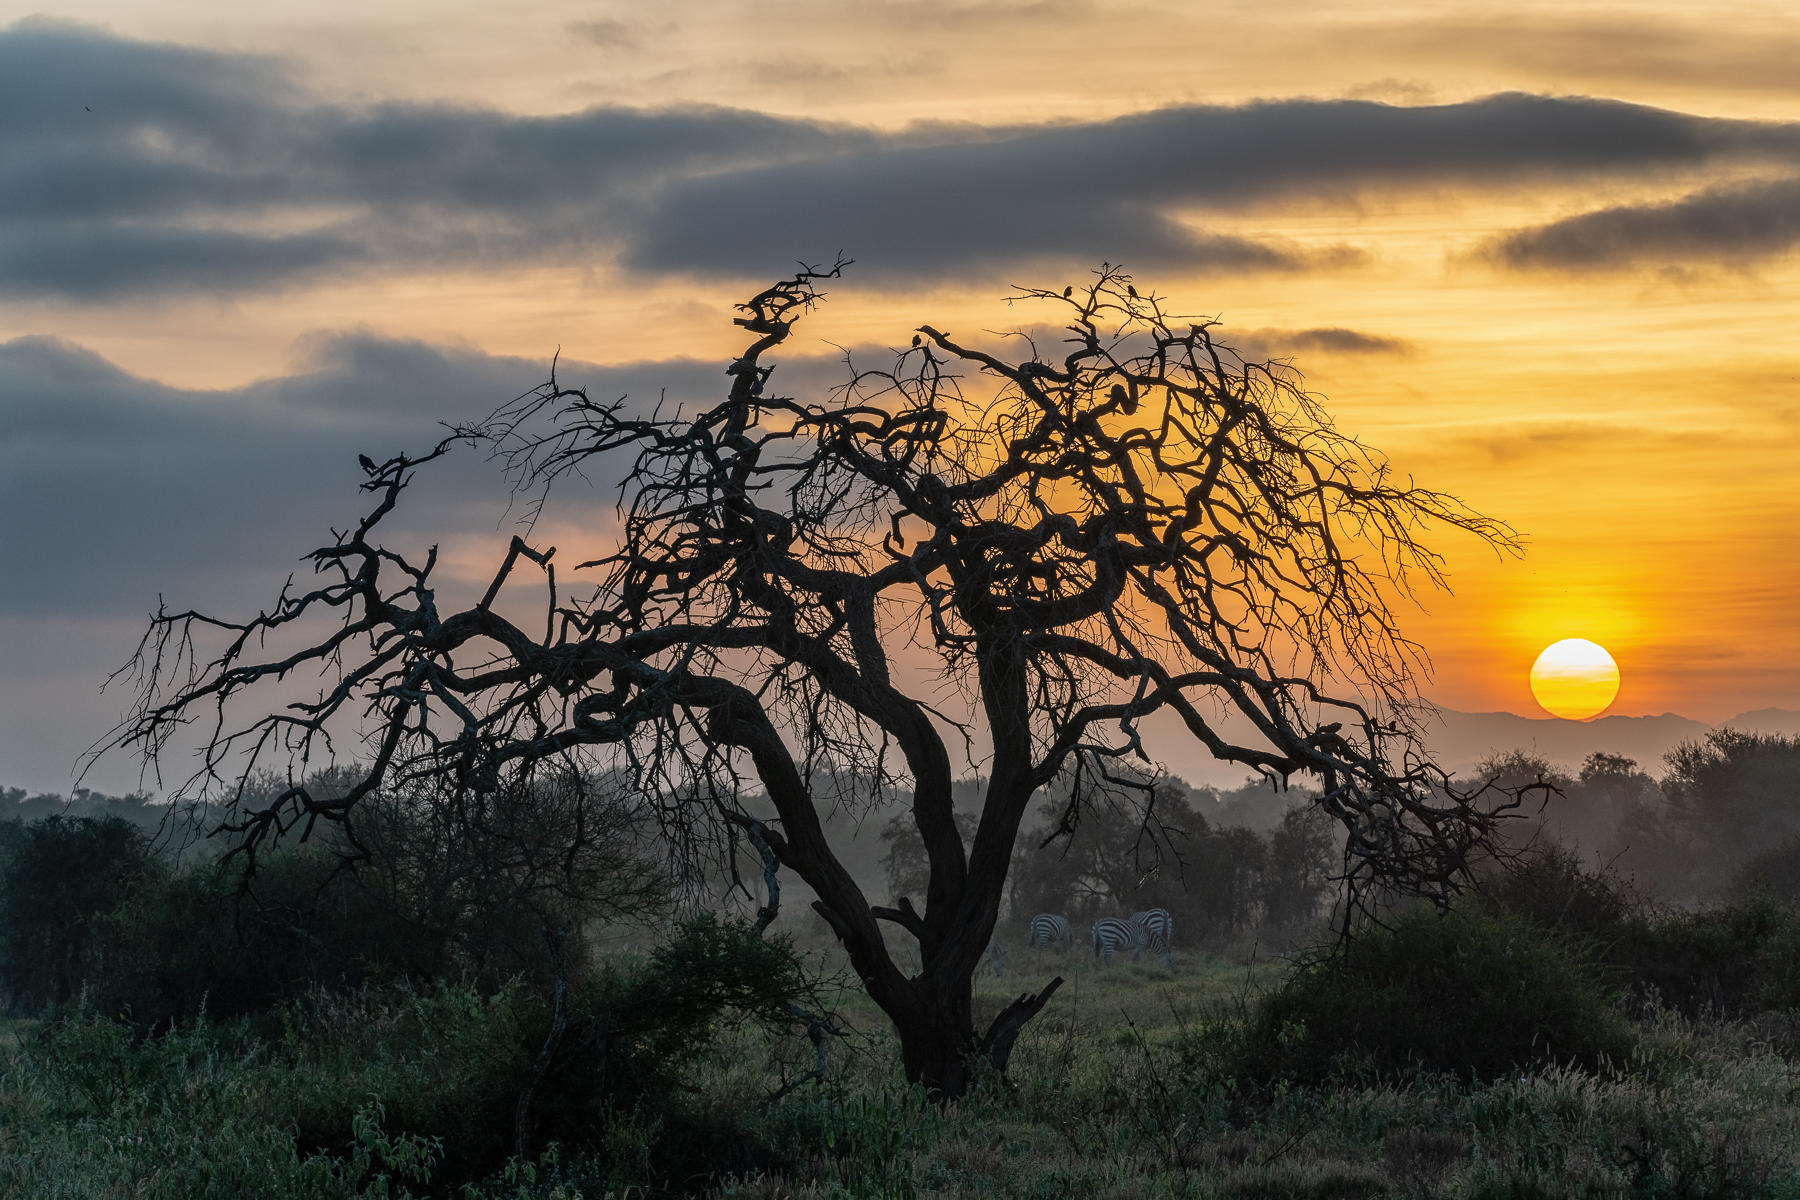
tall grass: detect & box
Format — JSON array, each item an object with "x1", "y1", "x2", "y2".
[{"x1": 8, "y1": 941, "x2": 1798, "y2": 1198}]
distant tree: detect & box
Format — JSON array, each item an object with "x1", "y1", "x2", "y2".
[
  {"x1": 1178, "y1": 825, "x2": 1269, "y2": 940},
  {"x1": 1470, "y1": 750, "x2": 1572, "y2": 852},
  {"x1": 1209, "y1": 775, "x2": 1315, "y2": 833},
  {"x1": 105, "y1": 262, "x2": 1520, "y2": 1097},
  {"x1": 1262, "y1": 804, "x2": 1338, "y2": 934},
  {"x1": 882, "y1": 808, "x2": 978, "y2": 907},
  {"x1": 1658, "y1": 730, "x2": 1800, "y2": 900},
  {"x1": 1733, "y1": 837, "x2": 1800, "y2": 907},
  {"x1": 1008, "y1": 780, "x2": 1206, "y2": 927},
  {"x1": 1567, "y1": 751, "x2": 1660, "y2": 858},
  {"x1": 339, "y1": 765, "x2": 670, "y2": 984},
  {"x1": 0, "y1": 815, "x2": 151, "y2": 1013}
]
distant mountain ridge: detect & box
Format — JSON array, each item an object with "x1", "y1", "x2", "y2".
[{"x1": 1422, "y1": 705, "x2": 1800, "y2": 781}]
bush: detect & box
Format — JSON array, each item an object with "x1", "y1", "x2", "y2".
[
  {"x1": 1238, "y1": 906, "x2": 1633, "y2": 1084},
  {"x1": 1732, "y1": 836, "x2": 1800, "y2": 907},
  {"x1": 1477, "y1": 847, "x2": 1800, "y2": 1021},
  {"x1": 6, "y1": 912, "x2": 831, "y2": 1198},
  {"x1": 1621, "y1": 892, "x2": 1800, "y2": 1017},
  {"x1": 55, "y1": 766, "x2": 672, "y2": 1029},
  {"x1": 1478, "y1": 846, "x2": 1645, "y2": 947}
]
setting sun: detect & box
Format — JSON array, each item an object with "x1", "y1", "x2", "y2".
[{"x1": 1529, "y1": 638, "x2": 1621, "y2": 720}]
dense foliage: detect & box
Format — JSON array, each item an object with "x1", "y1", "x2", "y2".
[
  {"x1": 0, "y1": 815, "x2": 154, "y2": 1014},
  {"x1": 1237, "y1": 905, "x2": 1635, "y2": 1084}
]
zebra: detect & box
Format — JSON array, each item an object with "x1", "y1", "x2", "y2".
[
  {"x1": 988, "y1": 936, "x2": 1006, "y2": 977},
  {"x1": 1027, "y1": 913, "x2": 1073, "y2": 950},
  {"x1": 1131, "y1": 907, "x2": 1173, "y2": 951},
  {"x1": 1090, "y1": 917, "x2": 1140, "y2": 966},
  {"x1": 1091, "y1": 914, "x2": 1174, "y2": 968}
]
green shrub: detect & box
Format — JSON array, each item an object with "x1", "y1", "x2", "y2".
[
  {"x1": 1478, "y1": 846, "x2": 1645, "y2": 948},
  {"x1": 510, "y1": 913, "x2": 828, "y2": 1188},
  {"x1": 1732, "y1": 836, "x2": 1800, "y2": 907},
  {"x1": 1479, "y1": 849, "x2": 1800, "y2": 1020},
  {"x1": 1238, "y1": 906, "x2": 1633, "y2": 1084},
  {"x1": 1622, "y1": 891, "x2": 1800, "y2": 1017}
]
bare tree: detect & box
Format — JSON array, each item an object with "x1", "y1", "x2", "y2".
[{"x1": 103, "y1": 260, "x2": 1519, "y2": 1097}]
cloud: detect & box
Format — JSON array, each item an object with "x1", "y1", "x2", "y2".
[
  {"x1": 0, "y1": 21, "x2": 865, "y2": 298},
  {"x1": 11, "y1": 22, "x2": 1800, "y2": 298},
  {"x1": 629, "y1": 92, "x2": 1800, "y2": 281},
  {"x1": 565, "y1": 18, "x2": 649, "y2": 50},
  {"x1": 0, "y1": 328, "x2": 892, "y2": 621},
  {"x1": 1347, "y1": 15, "x2": 1800, "y2": 99},
  {"x1": 0, "y1": 333, "x2": 525, "y2": 619},
  {"x1": 1422, "y1": 420, "x2": 1740, "y2": 469},
  {"x1": 0, "y1": 227, "x2": 359, "y2": 301},
  {"x1": 1237, "y1": 327, "x2": 1412, "y2": 358},
  {"x1": 1482, "y1": 175, "x2": 1800, "y2": 272}
]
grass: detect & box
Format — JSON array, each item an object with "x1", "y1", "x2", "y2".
[{"x1": 5, "y1": 943, "x2": 1800, "y2": 1198}]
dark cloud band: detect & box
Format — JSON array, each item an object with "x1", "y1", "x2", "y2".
[
  {"x1": 1483, "y1": 175, "x2": 1800, "y2": 271},
  {"x1": 8, "y1": 21, "x2": 1800, "y2": 297}
]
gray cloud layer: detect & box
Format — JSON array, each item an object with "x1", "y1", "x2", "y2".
[
  {"x1": 1239, "y1": 327, "x2": 1413, "y2": 358},
  {"x1": 0, "y1": 305, "x2": 1410, "y2": 623},
  {"x1": 0, "y1": 328, "x2": 760, "y2": 787},
  {"x1": 11, "y1": 21, "x2": 1800, "y2": 297},
  {"x1": 1484, "y1": 175, "x2": 1800, "y2": 271}
]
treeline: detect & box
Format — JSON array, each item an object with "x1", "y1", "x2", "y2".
[
  {"x1": 1008, "y1": 779, "x2": 1337, "y2": 949},
  {"x1": 877, "y1": 775, "x2": 1337, "y2": 953},
  {"x1": 0, "y1": 784, "x2": 176, "y2": 829},
  {"x1": 0, "y1": 771, "x2": 670, "y2": 1023},
  {"x1": 1474, "y1": 727, "x2": 1800, "y2": 904}
]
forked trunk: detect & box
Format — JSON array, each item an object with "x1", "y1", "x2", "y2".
[{"x1": 884, "y1": 972, "x2": 1065, "y2": 1099}]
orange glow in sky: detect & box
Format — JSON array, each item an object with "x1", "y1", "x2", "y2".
[{"x1": 2, "y1": 0, "x2": 1797, "y2": 792}]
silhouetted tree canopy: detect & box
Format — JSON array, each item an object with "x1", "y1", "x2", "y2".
[{"x1": 105, "y1": 260, "x2": 1520, "y2": 1095}]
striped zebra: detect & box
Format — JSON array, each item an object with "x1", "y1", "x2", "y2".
[
  {"x1": 1131, "y1": 907, "x2": 1173, "y2": 950},
  {"x1": 988, "y1": 937, "x2": 1006, "y2": 977},
  {"x1": 1027, "y1": 913, "x2": 1073, "y2": 950},
  {"x1": 1130, "y1": 907, "x2": 1174, "y2": 968},
  {"x1": 1090, "y1": 917, "x2": 1140, "y2": 966},
  {"x1": 1091, "y1": 914, "x2": 1175, "y2": 968}
]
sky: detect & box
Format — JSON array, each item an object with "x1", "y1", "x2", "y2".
[{"x1": 2, "y1": 0, "x2": 1797, "y2": 795}]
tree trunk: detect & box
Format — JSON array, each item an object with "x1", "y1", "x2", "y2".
[
  {"x1": 885, "y1": 972, "x2": 1065, "y2": 1099},
  {"x1": 895, "y1": 1005, "x2": 978, "y2": 1098}
]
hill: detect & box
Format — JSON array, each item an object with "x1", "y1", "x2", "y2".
[{"x1": 1421, "y1": 705, "x2": 1800, "y2": 780}]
